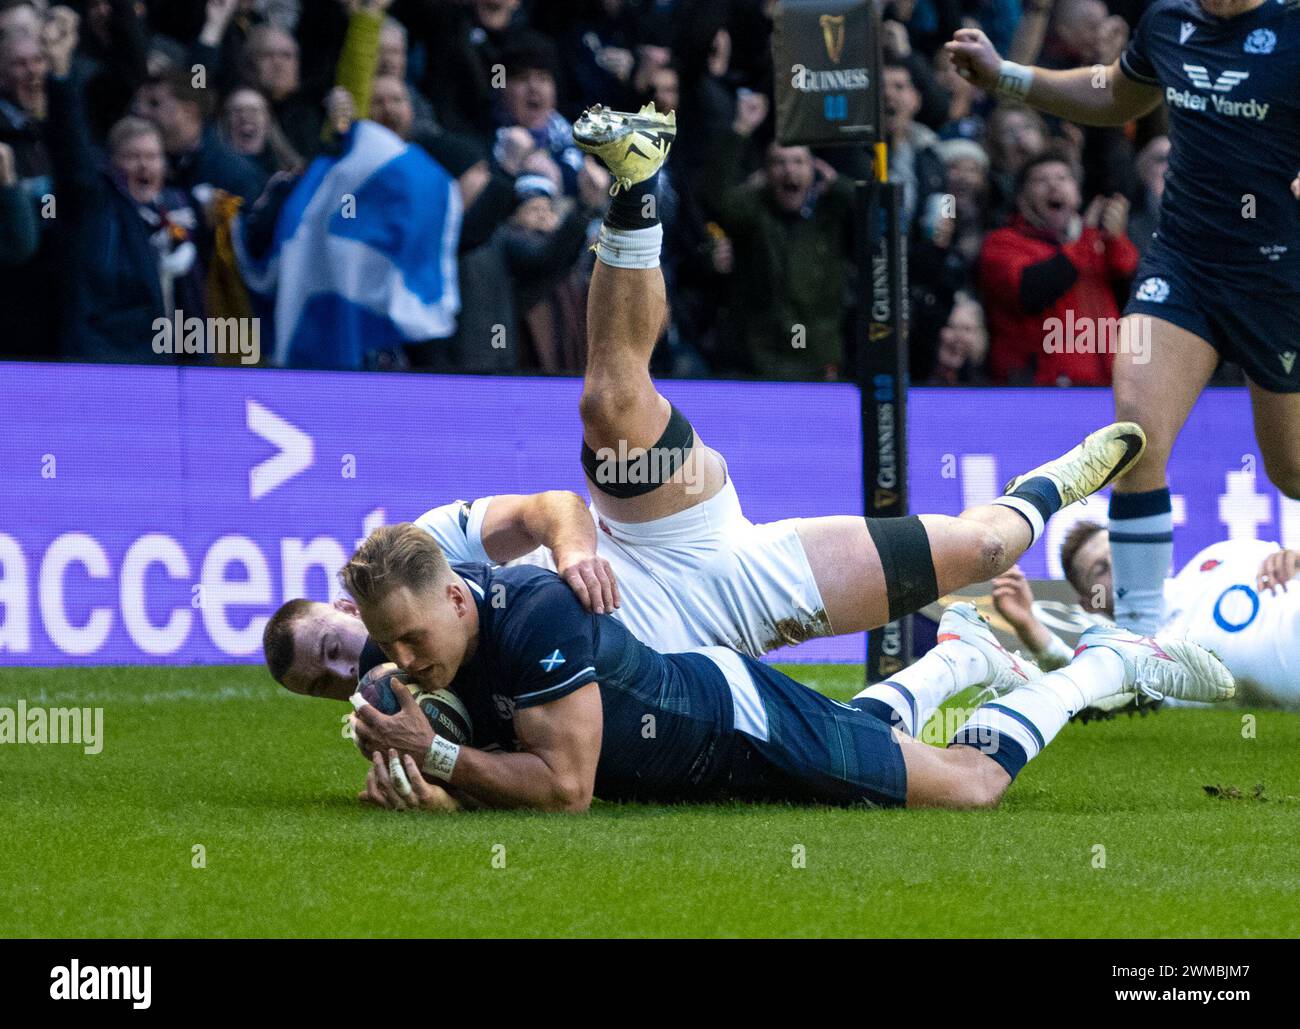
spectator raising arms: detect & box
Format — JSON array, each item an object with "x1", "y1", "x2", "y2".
[
  {"x1": 979, "y1": 149, "x2": 1138, "y2": 387},
  {"x1": 52, "y1": 100, "x2": 209, "y2": 361},
  {"x1": 702, "y1": 89, "x2": 855, "y2": 381},
  {"x1": 0, "y1": 0, "x2": 1211, "y2": 383}
]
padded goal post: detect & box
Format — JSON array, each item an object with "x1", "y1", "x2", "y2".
[{"x1": 772, "y1": 0, "x2": 911, "y2": 682}]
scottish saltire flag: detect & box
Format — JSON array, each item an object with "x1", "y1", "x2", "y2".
[{"x1": 235, "y1": 120, "x2": 462, "y2": 368}]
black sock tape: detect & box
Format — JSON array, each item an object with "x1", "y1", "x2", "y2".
[
  {"x1": 865, "y1": 515, "x2": 940, "y2": 621},
  {"x1": 582, "y1": 404, "x2": 695, "y2": 499}
]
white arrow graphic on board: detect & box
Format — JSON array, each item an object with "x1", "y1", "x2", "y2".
[{"x1": 247, "y1": 399, "x2": 314, "y2": 500}]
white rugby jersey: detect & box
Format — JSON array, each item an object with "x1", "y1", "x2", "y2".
[
  {"x1": 411, "y1": 491, "x2": 829, "y2": 659},
  {"x1": 1162, "y1": 539, "x2": 1300, "y2": 706}
]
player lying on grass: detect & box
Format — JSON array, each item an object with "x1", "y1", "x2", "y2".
[
  {"x1": 993, "y1": 525, "x2": 1300, "y2": 708},
  {"x1": 947, "y1": 2, "x2": 1300, "y2": 645},
  {"x1": 264, "y1": 102, "x2": 1148, "y2": 706},
  {"x1": 343, "y1": 523, "x2": 1233, "y2": 814}
]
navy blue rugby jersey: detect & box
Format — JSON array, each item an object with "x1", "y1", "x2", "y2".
[{"x1": 1120, "y1": 0, "x2": 1299, "y2": 270}]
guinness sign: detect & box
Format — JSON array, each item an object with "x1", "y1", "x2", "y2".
[{"x1": 773, "y1": 0, "x2": 879, "y2": 146}]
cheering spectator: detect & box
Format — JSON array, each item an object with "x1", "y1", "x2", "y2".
[
  {"x1": 219, "y1": 85, "x2": 301, "y2": 178},
  {"x1": 1035, "y1": 0, "x2": 1136, "y2": 198},
  {"x1": 497, "y1": 32, "x2": 583, "y2": 196},
  {"x1": 883, "y1": 56, "x2": 946, "y2": 236},
  {"x1": 923, "y1": 138, "x2": 993, "y2": 290},
  {"x1": 979, "y1": 149, "x2": 1138, "y2": 386},
  {"x1": 134, "y1": 68, "x2": 265, "y2": 199},
  {"x1": 506, "y1": 160, "x2": 607, "y2": 371},
  {"x1": 924, "y1": 292, "x2": 990, "y2": 386},
  {"x1": 445, "y1": 154, "x2": 609, "y2": 373},
  {"x1": 50, "y1": 82, "x2": 209, "y2": 362},
  {"x1": 983, "y1": 103, "x2": 1048, "y2": 223},
  {"x1": 0, "y1": 17, "x2": 49, "y2": 176},
  {"x1": 242, "y1": 23, "x2": 321, "y2": 158},
  {"x1": 702, "y1": 89, "x2": 855, "y2": 380},
  {"x1": 911, "y1": 137, "x2": 996, "y2": 366},
  {"x1": 374, "y1": 15, "x2": 436, "y2": 135}
]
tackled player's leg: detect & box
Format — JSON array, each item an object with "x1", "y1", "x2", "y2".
[
  {"x1": 797, "y1": 421, "x2": 1148, "y2": 634},
  {"x1": 573, "y1": 102, "x2": 1145, "y2": 655},
  {"x1": 573, "y1": 103, "x2": 727, "y2": 524}
]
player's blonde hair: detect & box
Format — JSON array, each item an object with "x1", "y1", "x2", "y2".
[{"x1": 340, "y1": 523, "x2": 452, "y2": 606}]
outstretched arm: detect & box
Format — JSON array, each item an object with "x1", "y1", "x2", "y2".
[
  {"x1": 945, "y1": 28, "x2": 1163, "y2": 128},
  {"x1": 479, "y1": 492, "x2": 619, "y2": 613},
  {"x1": 331, "y1": 0, "x2": 394, "y2": 127}
]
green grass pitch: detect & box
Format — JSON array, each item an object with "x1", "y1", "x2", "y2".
[{"x1": 2, "y1": 663, "x2": 1298, "y2": 938}]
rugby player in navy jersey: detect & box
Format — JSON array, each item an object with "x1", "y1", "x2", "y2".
[
  {"x1": 947, "y1": 1, "x2": 1300, "y2": 640},
  {"x1": 345, "y1": 523, "x2": 1232, "y2": 814},
  {"x1": 267, "y1": 103, "x2": 1150, "y2": 715}
]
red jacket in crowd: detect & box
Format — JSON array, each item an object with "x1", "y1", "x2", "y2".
[{"x1": 979, "y1": 214, "x2": 1139, "y2": 386}]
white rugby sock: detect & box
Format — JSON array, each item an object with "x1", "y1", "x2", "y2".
[
  {"x1": 949, "y1": 647, "x2": 1124, "y2": 778},
  {"x1": 1109, "y1": 488, "x2": 1173, "y2": 635},
  {"x1": 854, "y1": 639, "x2": 989, "y2": 736},
  {"x1": 594, "y1": 223, "x2": 663, "y2": 269},
  {"x1": 992, "y1": 495, "x2": 1045, "y2": 545}
]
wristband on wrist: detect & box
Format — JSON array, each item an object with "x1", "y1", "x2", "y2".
[
  {"x1": 995, "y1": 61, "x2": 1034, "y2": 101},
  {"x1": 422, "y1": 735, "x2": 461, "y2": 782}
]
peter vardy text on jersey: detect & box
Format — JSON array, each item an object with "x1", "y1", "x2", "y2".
[{"x1": 1165, "y1": 87, "x2": 1270, "y2": 122}]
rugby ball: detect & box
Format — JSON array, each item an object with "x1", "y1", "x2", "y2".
[{"x1": 351, "y1": 662, "x2": 474, "y2": 746}]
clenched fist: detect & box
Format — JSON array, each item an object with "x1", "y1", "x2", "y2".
[{"x1": 943, "y1": 28, "x2": 1003, "y2": 93}]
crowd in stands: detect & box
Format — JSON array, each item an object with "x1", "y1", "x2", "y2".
[{"x1": 0, "y1": 0, "x2": 1202, "y2": 385}]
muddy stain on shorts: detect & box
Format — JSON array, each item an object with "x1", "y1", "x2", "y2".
[{"x1": 764, "y1": 609, "x2": 832, "y2": 652}]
